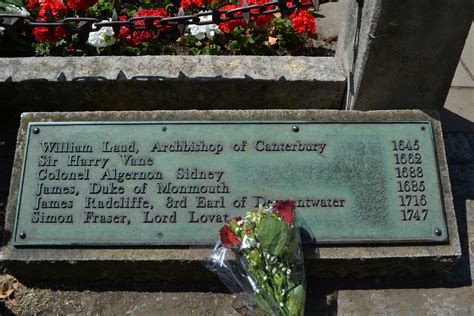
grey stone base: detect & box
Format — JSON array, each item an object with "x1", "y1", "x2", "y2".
[
  {"x1": 0, "y1": 56, "x2": 345, "y2": 125},
  {"x1": 1, "y1": 110, "x2": 461, "y2": 281}
]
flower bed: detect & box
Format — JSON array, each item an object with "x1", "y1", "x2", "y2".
[{"x1": 0, "y1": 0, "x2": 333, "y2": 56}]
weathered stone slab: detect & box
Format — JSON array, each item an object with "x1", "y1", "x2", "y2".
[
  {"x1": 0, "y1": 56, "x2": 345, "y2": 126},
  {"x1": 337, "y1": 0, "x2": 473, "y2": 110},
  {"x1": 1, "y1": 110, "x2": 461, "y2": 281}
]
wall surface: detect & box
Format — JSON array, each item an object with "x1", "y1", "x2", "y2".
[{"x1": 338, "y1": 0, "x2": 473, "y2": 110}]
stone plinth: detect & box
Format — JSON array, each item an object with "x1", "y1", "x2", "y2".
[{"x1": 1, "y1": 110, "x2": 460, "y2": 281}]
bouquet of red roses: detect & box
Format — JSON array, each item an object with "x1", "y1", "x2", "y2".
[{"x1": 207, "y1": 200, "x2": 305, "y2": 315}]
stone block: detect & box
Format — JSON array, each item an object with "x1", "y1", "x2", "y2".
[
  {"x1": 0, "y1": 110, "x2": 460, "y2": 281},
  {"x1": 338, "y1": 0, "x2": 473, "y2": 110},
  {"x1": 0, "y1": 56, "x2": 346, "y2": 128}
]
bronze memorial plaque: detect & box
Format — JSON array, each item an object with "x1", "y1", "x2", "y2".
[{"x1": 12, "y1": 121, "x2": 448, "y2": 246}]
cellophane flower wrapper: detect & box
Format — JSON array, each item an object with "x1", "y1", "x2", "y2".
[{"x1": 207, "y1": 201, "x2": 305, "y2": 315}]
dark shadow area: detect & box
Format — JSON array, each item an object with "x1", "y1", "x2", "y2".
[
  {"x1": 0, "y1": 129, "x2": 18, "y2": 235},
  {"x1": 305, "y1": 279, "x2": 338, "y2": 315},
  {"x1": 439, "y1": 108, "x2": 474, "y2": 133},
  {"x1": 0, "y1": 301, "x2": 15, "y2": 316},
  {"x1": 16, "y1": 276, "x2": 229, "y2": 293}
]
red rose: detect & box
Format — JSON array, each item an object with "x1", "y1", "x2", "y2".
[
  {"x1": 220, "y1": 225, "x2": 240, "y2": 248},
  {"x1": 289, "y1": 10, "x2": 317, "y2": 35},
  {"x1": 32, "y1": 17, "x2": 66, "y2": 42},
  {"x1": 273, "y1": 200, "x2": 295, "y2": 224},
  {"x1": 67, "y1": 0, "x2": 97, "y2": 11}
]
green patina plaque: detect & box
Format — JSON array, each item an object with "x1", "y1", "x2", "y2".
[{"x1": 13, "y1": 121, "x2": 448, "y2": 246}]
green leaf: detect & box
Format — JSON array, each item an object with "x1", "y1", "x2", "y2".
[
  {"x1": 255, "y1": 294, "x2": 274, "y2": 315},
  {"x1": 258, "y1": 217, "x2": 288, "y2": 256},
  {"x1": 286, "y1": 285, "x2": 305, "y2": 316}
]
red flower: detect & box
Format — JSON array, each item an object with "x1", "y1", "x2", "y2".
[
  {"x1": 67, "y1": 0, "x2": 97, "y2": 11},
  {"x1": 220, "y1": 225, "x2": 240, "y2": 248},
  {"x1": 218, "y1": 0, "x2": 274, "y2": 32},
  {"x1": 38, "y1": 0, "x2": 67, "y2": 17},
  {"x1": 273, "y1": 200, "x2": 295, "y2": 224},
  {"x1": 289, "y1": 10, "x2": 317, "y2": 35},
  {"x1": 218, "y1": 4, "x2": 244, "y2": 33},
  {"x1": 180, "y1": 0, "x2": 203, "y2": 9},
  {"x1": 247, "y1": 0, "x2": 273, "y2": 29},
  {"x1": 32, "y1": 17, "x2": 66, "y2": 42},
  {"x1": 119, "y1": 9, "x2": 170, "y2": 47},
  {"x1": 26, "y1": 0, "x2": 40, "y2": 9},
  {"x1": 229, "y1": 216, "x2": 242, "y2": 223}
]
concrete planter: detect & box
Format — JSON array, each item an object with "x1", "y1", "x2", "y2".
[{"x1": 0, "y1": 56, "x2": 346, "y2": 126}]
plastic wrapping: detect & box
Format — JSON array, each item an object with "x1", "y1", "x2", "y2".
[{"x1": 207, "y1": 201, "x2": 306, "y2": 316}]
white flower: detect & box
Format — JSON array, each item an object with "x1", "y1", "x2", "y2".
[
  {"x1": 188, "y1": 13, "x2": 221, "y2": 41},
  {"x1": 0, "y1": 27, "x2": 4, "y2": 34},
  {"x1": 279, "y1": 302, "x2": 284, "y2": 307},
  {"x1": 87, "y1": 20, "x2": 116, "y2": 49}
]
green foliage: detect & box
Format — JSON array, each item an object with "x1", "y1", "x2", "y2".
[
  {"x1": 287, "y1": 285, "x2": 305, "y2": 316},
  {"x1": 258, "y1": 217, "x2": 289, "y2": 256},
  {"x1": 272, "y1": 17, "x2": 304, "y2": 48},
  {"x1": 33, "y1": 41, "x2": 53, "y2": 56},
  {"x1": 88, "y1": 0, "x2": 113, "y2": 18}
]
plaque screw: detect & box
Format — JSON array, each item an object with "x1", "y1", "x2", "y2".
[
  {"x1": 32, "y1": 127, "x2": 40, "y2": 134},
  {"x1": 292, "y1": 126, "x2": 299, "y2": 132},
  {"x1": 421, "y1": 126, "x2": 426, "y2": 131},
  {"x1": 162, "y1": 127, "x2": 167, "y2": 132},
  {"x1": 19, "y1": 232, "x2": 26, "y2": 239},
  {"x1": 434, "y1": 228, "x2": 442, "y2": 236}
]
